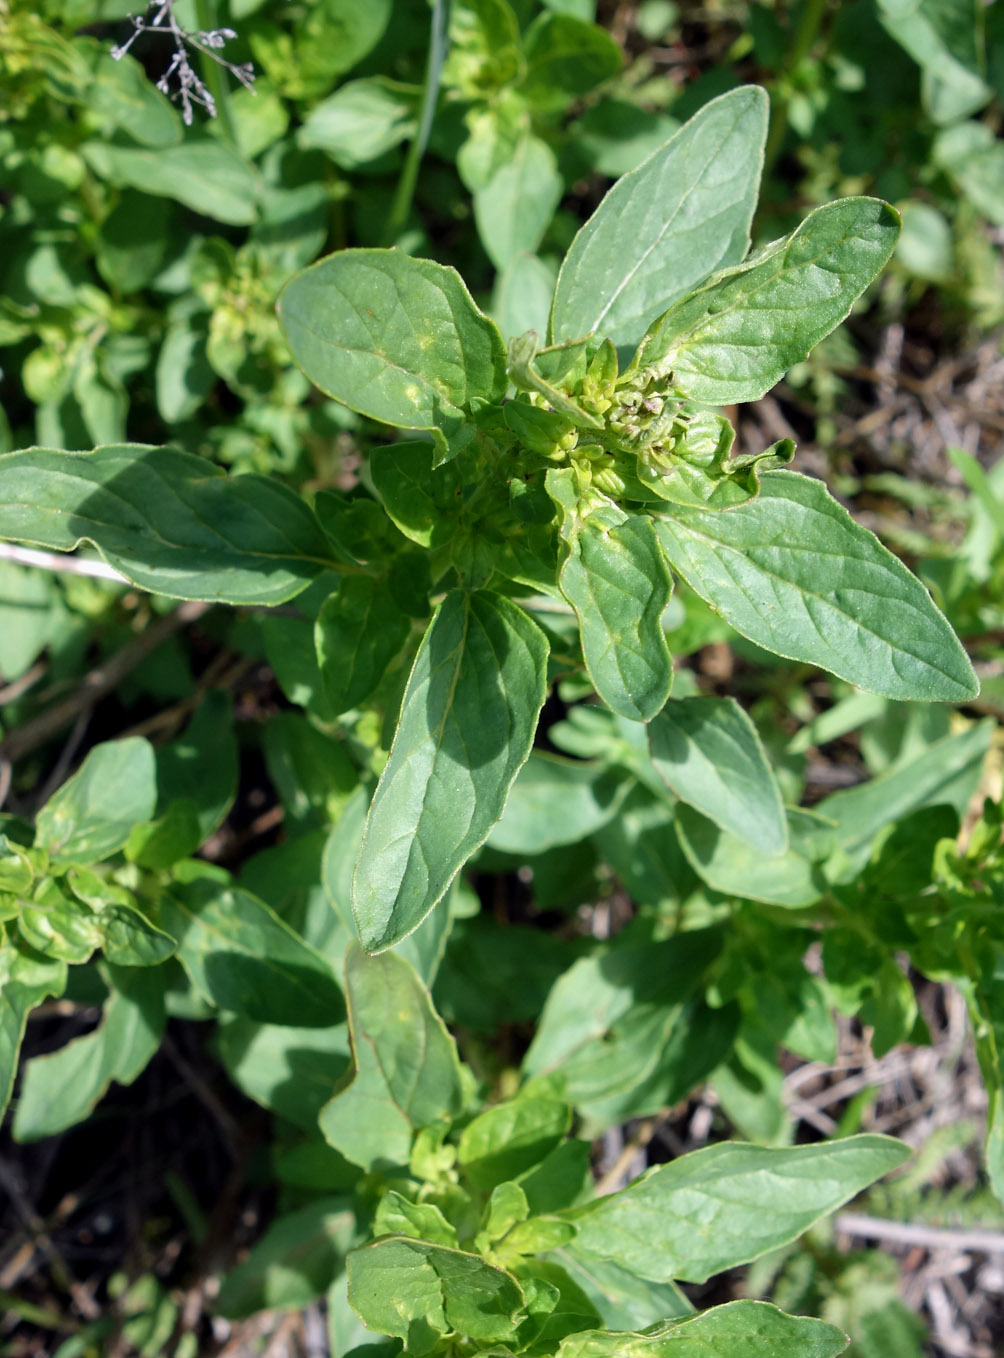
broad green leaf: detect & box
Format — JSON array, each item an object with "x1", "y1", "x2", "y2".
[
  {"x1": 475, "y1": 134, "x2": 563, "y2": 272},
  {"x1": 522, "y1": 931, "x2": 723, "y2": 1123},
  {"x1": 352, "y1": 591, "x2": 548, "y2": 951},
  {"x1": 488, "y1": 753, "x2": 631, "y2": 855},
  {"x1": 565, "y1": 1135, "x2": 910, "y2": 1283},
  {"x1": 347, "y1": 1238, "x2": 525, "y2": 1351},
  {"x1": 654, "y1": 471, "x2": 978, "y2": 701},
  {"x1": 298, "y1": 78, "x2": 416, "y2": 170},
  {"x1": 216, "y1": 1017, "x2": 350, "y2": 1131},
  {"x1": 459, "y1": 1097, "x2": 572, "y2": 1191},
  {"x1": 161, "y1": 879, "x2": 344, "y2": 1028},
  {"x1": 556, "y1": 1301, "x2": 847, "y2": 1358},
  {"x1": 648, "y1": 698, "x2": 786, "y2": 855},
  {"x1": 278, "y1": 250, "x2": 507, "y2": 454},
  {"x1": 553, "y1": 1250, "x2": 694, "y2": 1331},
  {"x1": 217, "y1": 1198, "x2": 356, "y2": 1318},
  {"x1": 633, "y1": 199, "x2": 900, "y2": 404},
  {"x1": 0, "y1": 445, "x2": 336, "y2": 605},
  {"x1": 369, "y1": 441, "x2": 465, "y2": 549},
  {"x1": 12, "y1": 965, "x2": 165, "y2": 1141},
  {"x1": 552, "y1": 86, "x2": 767, "y2": 355},
  {"x1": 0, "y1": 938, "x2": 66, "y2": 1124},
  {"x1": 80, "y1": 137, "x2": 261, "y2": 225},
  {"x1": 323, "y1": 787, "x2": 453, "y2": 985},
  {"x1": 676, "y1": 805, "x2": 829, "y2": 907},
  {"x1": 817, "y1": 718, "x2": 993, "y2": 868},
  {"x1": 316, "y1": 578, "x2": 411, "y2": 716},
  {"x1": 550, "y1": 471, "x2": 672, "y2": 722},
  {"x1": 519, "y1": 12, "x2": 622, "y2": 112},
  {"x1": 319, "y1": 944, "x2": 465, "y2": 1171},
  {"x1": 35, "y1": 737, "x2": 157, "y2": 862}
]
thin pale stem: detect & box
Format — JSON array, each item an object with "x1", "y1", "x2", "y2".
[{"x1": 385, "y1": 0, "x2": 451, "y2": 245}]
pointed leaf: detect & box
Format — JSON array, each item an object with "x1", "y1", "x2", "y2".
[
  {"x1": 551, "y1": 472, "x2": 672, "y2": 722},
  {"x1": 160, "y1": 879, "x2": 344, "y2": 1028},
  {"x1": 551, "y1": 86, "x2": 768, "y2": 354},
  {"x1": 675, "y1": 805, "x2": 829, "y2": 907},
  {"x1": 633, "y1": 198, "x2": 900, "y2": 404},
  {"x1": 458, "y1": 1096, "x2": 572, "y2": 1191},
  {"x1": 35, "y1": 737, "x2": 157, "y2": 862},
  {"x1": 654, "y1": 470, "x2": 978, "y2": 700},
  {"x1": 316, "y1": 578, "x2": 411, "y2": 716},
  {"x1": 648, "y1": 697, "x2": 786, "y2": 855},
  {"x1": 319, "y1": 944, "x2": 464, "y2": 1171},
  {"x1": 278, "y1": 250, "x2": 507, "y2": 452},
  {"x1": 565, "y1": 1135, "x2": 910, "y2": 1283},
  {"x1": 0, "y1": 445, "x2": 335, "y2": 605},
  {"x1": 352, "y1": 590, "x2": 549, "y2": 951},
  {"x1": 0, "y1": 939, "x2": 66, "y2": 1124},
  {"x1": 556, "y1": 1301, "x2": 847, "y2": 1358},
  {"x1": 347, "y1": 1237, "x2": 525, "y2": 1352}
]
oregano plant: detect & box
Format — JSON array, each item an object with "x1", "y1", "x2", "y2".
[{"x1": 0, "y1": 84, "x2": 983, "y2": 1353}]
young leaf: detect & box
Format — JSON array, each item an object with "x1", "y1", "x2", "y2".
[
  {"x1": 551, "y1": 86, "x2": 768, "y2": 355},
  {"x1": 653, "y1": 471, "x2": 979, "y2": 701},
  {"x1": 160, "y1": 879, "x2": 344, "y2": 1028},
  {"x1": 12, "y1": 965, "x2": 166, "y2": 1142},
  {"x1": 35, "y1": 737, "x2": 157, "y2": 862},
  {"x1": 458, "y1": 1096, "x2": 572, "y2": 1192},
  {"x1": 556, "y1": 1301, "x2": 847, "y2": 1358},
  {"x1": 352, "y1": 590, "x2": 549, "y2": 951},
  {"x1": 319, "y1": 944, "x2": 465, "y2": 1171},
  {"x1": 565, "y1": 1135, "x2": 910, "y2": 1283},
  {"x1": 550, "y1": 471, "x2": 673, "y2": 722},
  {"x1": 632, "y1": 198, "x2": 900, "y2": 404},
  {"x1": 648, "y1": 698, "x2": 787, "y2": 855},
  {"x1": 278, "y1": 250, "x2": 507, "y2": 455},
  {"x1": 315, "y1": 578, "x2": 412, "y2": 716},
  {"x1": 347, "y1": 1237, "x2": 525, "y2": 1351},
  {"x1": 475, "y1": 134, "x2": 564, "y2": 272},
  {"x1": 0, "y1": 445, "x2": 335, "y2": 605}
]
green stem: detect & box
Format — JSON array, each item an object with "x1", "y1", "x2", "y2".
[
  {"x1": 761, "y1": 0, "x2": 830, "y2": 180},
  {"x1": 385, "y1": 0, "x2": 451, "y2": 246},
  {"x1": 194, "y1": 0, "x2": 238, "y2": 149}
]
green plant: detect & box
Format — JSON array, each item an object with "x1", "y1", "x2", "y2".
[{"x1": 0, "y1": 81, "x2": 992, "y2": 1351}]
